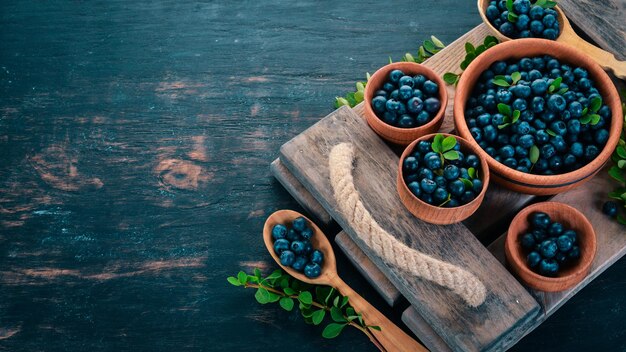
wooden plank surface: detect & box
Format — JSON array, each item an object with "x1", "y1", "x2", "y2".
[
  {"x1": 487, "y1": 169, "x2": 626, "y2": 350},
  {"x1": 559, "y1": 0, "x2": 626, "y2": 61},
  {"x1": 279, "y1": 106, "x2": 540, "y2": 352}
]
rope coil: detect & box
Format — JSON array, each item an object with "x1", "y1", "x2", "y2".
[{"x1": 329, "y1": 142, "x2": 486, "y2": 307}]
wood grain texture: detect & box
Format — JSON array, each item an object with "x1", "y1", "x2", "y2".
[
  {"x1": 280, "y1": 106, "x2": 539, "y2": 352},
  {"x1": 335, "y1": 232, "x2": 401, "y2": 306},
  {"x1": 487, "y1": 169, "x2": 626, "y2": 350},
  {"x1": 559, "y1": 0, "x2": 626, "y2": 61}
]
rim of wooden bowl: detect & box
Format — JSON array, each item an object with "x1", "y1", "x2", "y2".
[
  {"x1": 454, "y1": 39, "x2": 623, "y2": 191},
  {"x1": 397, "y1": 133, "x2": 490, "y2": 224},
  {"x1": 505, "y1": 201, "x2": 597, "y2": 291},
  {"x1": 477, "y1": 0, "x2": 568, "y2": 42},
  {"x1": 364, "y1": 62, "x2": 448, "y2": 145}
]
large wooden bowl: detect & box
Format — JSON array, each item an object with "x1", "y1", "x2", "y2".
[
  {"x1": 505, "y1": 202, "x2": 596, "y2": 292},
  {"x1": 397, "y1": 133, "x2": 490, "y2": 225},
  {"x1": 454, "y1": 39, "x2": 623, "y2": 195},
  {"x1": 364, "y1": 62, "x2": 447, "y2": 146}
]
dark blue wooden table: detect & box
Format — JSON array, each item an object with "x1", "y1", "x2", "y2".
[{"x1": 1, "y1": 1, "x2": 624, "y2": 350}]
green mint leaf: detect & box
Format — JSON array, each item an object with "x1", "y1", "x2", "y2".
[
  {"x1": 618, "y1": 160, "x2": 626, "y2": 169},
  {"x1": 609, "y1": 166, "x2": 625, "y2": 184},
  {"x1": 484, "y1": 36, "x2": 499, "y2": 47},
  {"x1": 442, "y1": 135, "x2": 457, "y2": 152},
  {"x1": 498, "y1": 123, "x2": 510, "y2": 130},
  {"x1": 279, "y1": 297, "x2": 294, "y2": 311},
  {"x1": 474, "y1": 44, "x2": 487, "y2": 56},
  {"x1": 300, "y1": 308, "x2": 314, "y2": 318},
  {"x1": 535, "y1": 0, "x2": 547, "y2": 7},
  {"x1": 255, "y1": 288, "x2": 270, "y2": 304},
  {"x1": 312, "y1": 309, "x2": 326, "y2": 325},
  {"x1": 590, "y1": 114, "x2": 601, "y2": 125},
  {"x1": 460, "y1": 59, "x2": 469, "y2": 70},
  {"x1": 609, "y1": 189, "x2": 626, "y2": 199},
  {"x1": 368, "y1": 326, "x2": 382, "y2": 331},
  {"x1": 423, "y1": 40, "x2": 436, "y2": 53},
  {"x1": 465, "y1": 42, "x2": 475, "y2": 54},
  {"x1": 497, "y1": 103, "x2": 512, "y2": 116},
  {"x1": 238, "y1": 271, "x2": 248, "y2": 285},
  {"x1": 283, "y1": 287, "x2": 296, "y2": 295},
  {"x1": 557, "y1": 87, "x2": 568, "y2": 94},
  {"x1": 460, "y1": 178, "x2": 473, "y2": 189},
  {"x1": 403, "y1": 53, "x2": 415, "y2": 62},
  {"x1": 335, "y1": 97, "x2": 350, "y2": 108},
  {"x1": 298, "y1": 291, "x2": 313, "y2": 305},
  {"x1": 322, "y1": 323, "x2": 347, "y2": 339},
  {"x1": 468, "y1": 167, "x2": 476, "y2": 179},
  {"x1": 508, "y1": 12, "x2": 519, "y2": 22},
  {"x1": 340, "y1": 296, "x2": 349, "y2": 308},
  {"x1": 544, "y1": 0, "x2": 558, "y2": 8},
  {"x1": 333, "y1": 296, "x2": 340, "y2": 307},
  {"x1": 512, "y1": 110, "x2": 521, "y2": 123},
  {"x1": 549, "y1": 77, "x2": 562, "y2": 92},
  {"x1": 432, "y1": 134, "x2": 444, "y2": 153},
  {"x1": 617, "y1": 146, "x2": 626, "y2": 159},
  {"x1": 443, "y1": 150, "x2": 460, "y2": 160},
  {"x1": 366, "y1": 72, "x2": 371, "y2": 81},
  {"x1": 511, "y1": 71, "x2": 521, "y2": 84},
  {"x1": 617, "y1": 215, "x2": 626, "y2": 226},
  {"x1": 431, "y1": 36, "x2": 446, "y2": 48},
  {"x1": 530, "y1": 145, "x2": 540, "y2": 164},
  {"x1": 546, "y1": 129, "x2": 557, "y2": 137},
  {"x1": 590, "y1": 95, "x2": 602, "y2": 112},
  {"x1": 582, "y1": 107, "x2": 589, "y2": 116},
  {"x1": 267, "y1": 269, "x2": 282, "y2": 280},
  {"x1": 254, "y1": 268, "x2": 261, "y2": 278},
  {"x1": 580, "y1": 114, "x2": 592, "y2": 124},
  {"x1": 267, "y1": 292, "x2": 281, "y2": 303},
  {"x1": 227, "y1": 276, "x2": 241, "y2": 286},
  {"x1": 492, "y1": 78, "x2": 510, "y2": 87},
  {"x1": 330, "y1": 307, "x2": 347, "y2": 323},
  {"x1": 354, "y1": 90, "x2": 364, "y2": 103},
  {"x1": 506, "y1": 0, "x2": 514, "y2": 12},
  {"x1": 356, "y1": 82, "x2": 365, "y2": 92},
  {"x1": 443, "y1": 72, "x2": 459, "y2": 85}
]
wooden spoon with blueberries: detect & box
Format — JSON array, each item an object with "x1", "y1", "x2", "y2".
[
  {"x1": 477, "y1": 0, "x2": 626, "y2": 79},
  {"x1": 263, "y1": 209, "x2": 427, "y2": 352}
]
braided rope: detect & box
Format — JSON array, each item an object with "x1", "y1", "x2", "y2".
[{"x1": 329, "y1": 143, "x2": 486, "y2": 307}]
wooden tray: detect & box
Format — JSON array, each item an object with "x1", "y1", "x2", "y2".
[{"x1": 271, "y1": 23, "x2": 626, "y2": 352}]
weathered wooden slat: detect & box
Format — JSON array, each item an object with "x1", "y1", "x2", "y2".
[
  {"x1": 280, "y1": 106, "x2": 539, "y2": 352},
  {"x1": 486, "y1": 169, "x2": 626, "y2": 350},
  {"x1": 401, "y1": 307, "x2": 453, "y2": 352},
  {"x1": 335, "y1": 231, "x2": 401, "y2": 306}
]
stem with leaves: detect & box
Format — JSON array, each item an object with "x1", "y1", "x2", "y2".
[
  {"x1": 227, "y1": 269, "x2": 383, "y2": 349},
  {"x1": 607, "y1": 90, "x2": 626, "y2": 225},
  {"x1": 335, "y1": 36, "x2": 446, "y2": 108},
  {"x1": 443, "y1": 36, "x2": 499, "y2": 86}
]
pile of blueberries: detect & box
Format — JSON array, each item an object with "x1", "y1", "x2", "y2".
[
  {"x1": 485, "y1": 0, "x2": 560, "y2": 40},
  {"x1": 370, "y1": 69, "x2": 441, "y2": 128},
  {"x1": 402, "y1": 136, "x2": 484, "y2": 207},
  {"x1": 464, "y1": 55, "x2": 611, "y2": 175},
  {"x1": 521, "y1": 212, "x2": 580, "y2": 276},
  {"x1": 272, "y1": 217, "x2": 324, "y2": 279}
]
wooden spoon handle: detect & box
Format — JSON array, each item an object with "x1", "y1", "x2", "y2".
[
  {"x1": 559, "y1": 31, "x2": 626, "y2": 79},
  {"x1": 329, "y1": 275, "x2": 428, "y2": 352}
]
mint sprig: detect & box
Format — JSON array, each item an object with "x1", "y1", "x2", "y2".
[
  {"x1": 443, "y1": 36, "x2": 499, "y2": 86},
  {"x1": 606, "y1": 90, "x2": 626, "y2": 225},
  {"x1": 496, "y1": 103, "x2": 521, "y2": 129}
]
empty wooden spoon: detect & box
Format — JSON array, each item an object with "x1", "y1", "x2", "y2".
[
  {"x1": 477, "y1": 0, "x2": 626, "y2": 79},
  {"x1": 263, "y1": 209, "x2": 427, "y2": 352}
]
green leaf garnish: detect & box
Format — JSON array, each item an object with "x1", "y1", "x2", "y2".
[
  {"x1": 443, "y1": 150, "x2": 460, "y2": 160},
  {"x1": 465, "y1": 42, "x2": 475, "y2": 54},
  {"x1": 530, "y1": 145, "x2": 540, "y2": 164},
  {"x1": 546, "y1": 129, "x2": 557, "y2": 137},
  {"x1": 506, "y1": 0, "x2": 514, "y2": 12},
  {"x1": 498, "y1": 103, "x2": 512, "y2": 116},
  {"x1": 468, "y1": 167, "x2": 477, "y2": 179},
  {"x1": 322, "y1": 323, "x2": 347, "y2": 339},
  {"x1": 609, "y1": 166, "x2": 625, "y2": 183},
  {"x1": 432, "y1": 134, "x2": 444, "y2": 153},
  {"x1": 590, "y1": 95, "x2": 603, "y2": 112},
  {"x1": 511, "y1": 71, "x2": 521, "y2": 84},
  {"x1": 442, "y1": 136, "x2": 457, "y2": 151},
  {"x1": 460, "y1": 178, "x2": 473, "y2": 189},
  {"x1": 508, "y1": 12, "x2": 519, "y2": 22},
  {"x1": 548, "y1": 77, "x2": 562, "y2": 93},
  {"x1": 617, "y1": 146, "x2": 626, "y2": 159},
  {"x1": 492, "y1": 78, "x2": 511, "y2": 87},
  {"x1": 443, "y1": 72, "x2": 459, "y2": 85}
]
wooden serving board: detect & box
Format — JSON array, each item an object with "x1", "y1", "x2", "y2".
[{"x1": 271, "y1": 19, "x2": 626, "y2": 352}]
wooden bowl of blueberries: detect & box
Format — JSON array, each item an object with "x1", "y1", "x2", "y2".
[
  {"x1": 453, "y1": 38, "x2": 623, "y2": 195},
  {"x1": 397, "y1": 133, "x2": 489, "y2": 225},
  {"x1": 505, "y1": 202, "x2": 596, "y2": 292},
  {"x1": 364, "y1": 62, "x2": 447, "y2": 146}
]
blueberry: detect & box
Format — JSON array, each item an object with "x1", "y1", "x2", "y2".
[
  {"x1": 584, "y1": 144, "x2": 599, "y2": 160},
  {"x1": 420, "y1": 193, "x2": 433, "y2": 204},
  {"x1": 595, "y1": 129, "x2": 609, "y2": 145},
  {"x1": 521, "y1": 232, "x2": 536, "y2": 249},
  {"x1": 512, "y1": 98, "x2": 527, "y2": 111},
  {"x1": 448, "y1": 179, "x2": 466, "y2": 197},
  {"x1": 573, "y1": 67, "x2": 588, "y2": 79},
  {"x1": 371, "y1": 96, "x2": 387, "y2": 114},
  {"x1": 382, "y1": 111, "x2": 398, "y2": 125},
  {"x1": 477, "y1": 113, "x2": 491, "y2": 127},
  {"x1": 374, "y1": 90, "x2": 388, "y2": 98},
  {"x1": 310, "y1": 249, "x2": 324, "y2": 265},
  {"x1": 280, "y1": 250, "x2": 296, "y2": 266},
  {"x1": 527, "y1": 251, "x2": 542, "y2": 268},
  {"x1": 304, "y1": 263, "x2": 322, "y2": 278},
  {"x1": 516, "y1": 134, "x2": 533, "y2": 149},
  {"x1": 445, "y1": 199, "x2": 460, "y2": 208},
  {"x1": 518, "y1": 157, "x2": 532, "y2": 169},
  {"x1": 517, "y1": 121, "x2": 531, "y2": 134},
  {"x1": 443, "y1": 164, "x2": 460, "y2": 180},
  {"x1": 420, "y1": 178, "x2": 437, "y2": 194},
  {"x1": 542, "y1": 14, "x2": 556, "y2": 28},
  {"x1": 423, "y1": 80, "x2": 439, "y2": 95},
  {"x1": 568, "y1": 142, "x2": 583, "y2": 157},
  {"x1": 550, "y1": 121, "x2": 567, "y2": 136},
  {"x1": 399, "y1": 75, "x2": 414, "y2": 87},
  {"x1": 543, "y1": 28, "x2": 558, "y2": 40},
  {"x1": 535, "y1": 130, "x2": 550, "y2": 145},
  {"x1": 303, "y1": 241, "x2": 312, "y2": 254},
  {"x1": 551, "y1": 135, "x2": 566, "y2": 152},
  {"x1": 568, "y1": 101, "x2": 583, "y2": 118},
  {"x1": 412, "y1": 89, "x2": 424, "y2": 99},
  {"x1": 531, "y1": 96, "x2": 545, "y2": 113},
  {"x1": 389, "y1": 69, "x2": 404, "y2": 83},
  {"x1": 547, "y1": 94, "x2": 566, "y2": 112},
  {"x1": 383, "y1": 82, "x2": 395, "y2": 92},
  {"x1": 529, "y1": 5, "x2": 544, "y2": 19},
  {"x1": 286, "y1": 229, "x2": 300, "y2": 242},
  {"x1": 530, "y1": 19, "x2": 544, "y2": 35},
  {"x1": 516, "y1": 14, "x2": 531, "y2": 31},
  {"x1": 413, "y1": 74, "x2": 426, "y2": 87},
  {"x1": 418, "y1": 168, "x2": 434, "y2": 180},
  {"x1": 399, "y1": 85, "x2": 413, "y2": 100},
  {"x1": 300, "y1": 228, "x2": 313, "y2": 240},
  {"x1": 556, "y1": 235, "x2": 573, "y2": 252},
  {"x1": 497, "y1": 89, "x2": 513, "y2": 103},
  {"x1": 403, "y1": 156, "x2": 419, "y2": 173},
  {"x1": 406, "y1": 97, "x2": 423, "y2": 113},
  {"x1": 415, "y1": 111, "x2": 431, "y2": 125},
  {"x1": 389, "y1": 90, "x2": 399, "y2": 100},
  {"x1": 273, "y1": 238, "x2": 291, "y2": 255},
  {"x1": 460, "y1": 190, "x2": 476, "y2": 204},
  {"x1": 548, "y1": 222, "x2": 564, "y2": 237},
  {"x1": 433, "y1": 187, "x2": 449, "y2": 204},
  {"x1": 291, "y1": 241, "x2": 307, "y2": 255},
  {"x1": 499, "y1": 22, "x2": 515, "y2": 37},
  {"x1": 602, "y1": 201, "x2": 618, "y2": 217},
  {"x1": 531, "y1": 212, "x2": 551, "y2": 229},
  {"x1": 539, "y1": 258, "x2": 559, "y2": 276},
  {"x1": 419, "y1": 98, "x2": 440, "y2": 119},
  {"x1": 513, "y1": 0, "x2": 531, "y2": 14},
  {"x1": 541, "y1": 143, "x2": 556, "y2": 159},
  {"x1": 408, "y1": 181, "x2": 421, "y2": 197},
  {"x1": 532, "y1": 229, "x2": 547, "y2": 242},
  {"x1": 486, "y1": 4, "x2": 500, "y2": 20},
  {"x1": 398, "y1": 115, "x2": 415, "y2": 128},
  {"x1": 417, "y1": 140, "x2": 431, "y2": 154},
  {"x1": 563, "y1": 153, "x2": 576, "y2": 166},
  {"x1": 272, "y1": 224, "x2": 288, "y2": 240},
  {"x1": 292, "y1": 217, "x2": 307, "y2": 232},
  {"x1": 568, "y1": 245, "x2": 580, "y2": 260},
  {"x1": 499, "y1": 145, "x2": 515, "y2": 158},
  {"x1": 433, "y1": 175, "x2": 446, "y2": 188},
  {"x1": 483, "y1": 125, "x2": 497, "y2": 142},
  {"x1": 465, "y1": 154, "x2": 480, "y2": 169},
  {"x1": 424, "y1": 153, "x2": 442, "y2": 170}
]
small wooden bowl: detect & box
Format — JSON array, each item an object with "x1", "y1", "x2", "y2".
[
  {"x1": 505, "y1": 202, "x2": 597, "y2": 292},
  {"x1": 454, "y1": 39, "x2": 623, "y2": 195},
  {"x1": 364, "y1": 62, "x2": 447, "y2": 146},
  {"x1": 396, "y1": 133, "x2": 490, "y2": 225}
]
